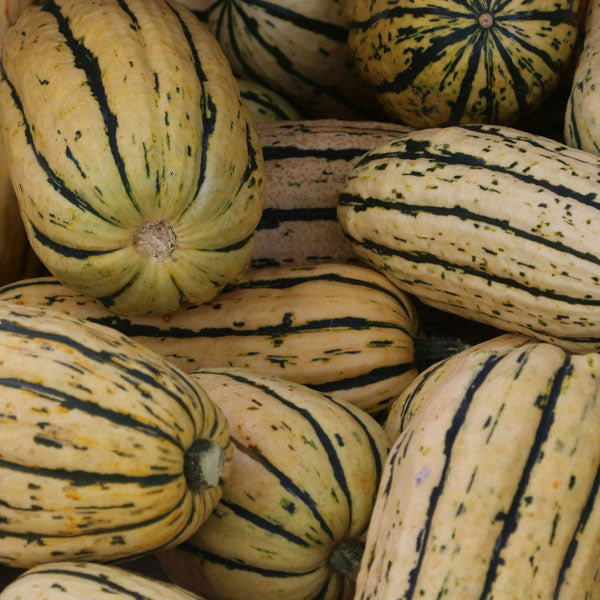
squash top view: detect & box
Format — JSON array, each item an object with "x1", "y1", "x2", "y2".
[
  {"x1": 0, "y1": 0, "x2": 265, "y2": 316},
  {"x1": 345, "y1": 0, "x2": 580, "y2": 127}
]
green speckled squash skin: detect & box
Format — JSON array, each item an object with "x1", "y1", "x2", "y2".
[
  {"x1": 0, "y1": 303, "x2": 232, "y2": 568},
  {"x1": 338, "y1": 124, "x2": 600, "y2": 353},
  {"x1": 181, "y1": 0, "x2": 379, "y2": 119},
  {"x1": 0, "y1": 0, "x2": 265, "y2": 317},
  {"x1": 358, "y1": 335, "x2": 600, "y2": 599},
  {"x1": 0, "y1": 562, "x2": 207, "y2": 599},
  {"x1": 345, "y1": 0, "x2": 579, "y2": 127},
  {"x1": 158, "y1": 368, "x2": 389, "y2": 600}
]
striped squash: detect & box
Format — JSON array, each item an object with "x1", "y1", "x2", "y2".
[
  {"x1": 384, "y1": 333, "x2": 531, "y2": 442},
  {"x1": 0, "y1": 0, "x2": 264, "y2": 317},
  {"x1": 0, "y1": 303, "x2": 231, "y2": 568},
  {"x1": 565, "y1": 0, "x2": 600, "y2": 153},
  {"x1": 357, "y1": 336, "x2": 600, "y2": 599},
  {"x1": 0, "y1": 263, "x2": 419, "y2": 415},
  {"x1": 345, "y1": 0, "x2": 579, "y2": 128},
  {"x1": 158, "y1": 368, "x2": 389, "y2": 600},
  {"x1": 237, "y1": 78, "x2": 302, "y2": 123},
  {"x1": 253, "y1": 119, "x2": 411, "y2": 268},
  {"x1": 182, "y1": 0, "x2": 379, "y2": 119},
  {"x1": 0, "y1": 562, "x2": 206, "y2": 599},
  {"x1": 338, "y1": 124, "x2": 600, "y2": 353},
  {"x1": 0, "y1": 0, "x2": 41, "y2": 287}
]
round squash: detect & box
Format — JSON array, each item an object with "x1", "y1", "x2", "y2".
[
  {"x1": 0, "y1": 0, "x2": 265, "y2": 316},
  {"x1": 345, "y1": 0, "x2": 579, "y2": 127},
  {"x1": 158, "y1": 368, "x2": 389, "y2": 600},
  {"x1": 0, "y1": 561, "x2": 207, "y2": 599},
  {"x1": 181, "y1": 0, "x2": 379, "y2": 119},
  {"x1": 0, "y1": 302, "x2": 232, "y2": 568}
]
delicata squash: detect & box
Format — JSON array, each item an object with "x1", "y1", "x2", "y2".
[
  {"x1": 0, "y1": 0, "x2": 265, "y2": 316},
  {"x1": 0, "y1": 303, "x2": 231, "y2": 568}
]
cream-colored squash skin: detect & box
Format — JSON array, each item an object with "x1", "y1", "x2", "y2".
[
  {"x1": 179, "y1": 0, "x2": 378, "y2": 120},
  {"x1": 0, "y1": 264, "x2": 419, "y2": 415},
  {"x1": 0, "y1": 303, "x2": 232, "y2": 568},
  {"x1": 357, "y1": 336, "x2": 600, "y2": 600},
  {"x1": 338, "y1": 124, "x2": 600, "y2": 353},
  {"x1": 253, "y1": 119, "x2": 412, "y2": 268},
  {"x1": 0, "y1": 561, "x2": 207, "y2": 599},
  {"x1": 384, "y1": 333, "x2": 532, "y2": 443},
  {"x1": 0, "y1": 0, "x2": 265, "y2": 316},
  {"x1": 565, "y1": 0, "x2": 600, "y2": 153},
  {"x1": 158, "y1": 368, "x2": 389, "y2": 600},
  {"x1": 237, "y1": 78, "x2": 302, "y2": 124}
]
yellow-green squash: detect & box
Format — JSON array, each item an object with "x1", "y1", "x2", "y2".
[
  {"x1": 0, "y1": 302, "x2": 231, "y2": 568},
  {"x1": 358, "y1": 335, "x2": 600, "y2": 599},
  {"x1": 0, "y1": 562, "x2": 207, "y2": 599},
  {"x1": 0, "y1": 0, "x2": 265, "y2": 316},
  {"x1": 346, "y1": 0, "x2": 579, "y2": 127},
  {"x1": 158, "y1": 368, "x2": 389, "y2": 600}
]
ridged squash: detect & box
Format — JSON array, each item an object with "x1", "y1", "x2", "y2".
[
  {"x1": 338, "y1": 124, "x2": 600, "y2": 353},
  {"x1": 0, "y1": 302, "x2": 231, "y2": 568},
  {"x1": 565, "y1": 0, "x2": 600, "y2": 153},
  {"x1": 0, "y1": 0, "x2": 265, "y2": 316},
  {"x1": 0, "y1": 562, "x2": 207, "y2": 599},
  {"x1": 0, "y1": 0, "x2": 41, "y2": 286},
  {"x1": 237, "y1": 78, "x2": 302, "y2": 123},
  {"x1": 384, "y1": 333, "x2": 531, "y2": 442},
  {"x1": 346, "y1": 0, "x2": 579, "y2": 127},
  {"x1": 181, "y1": 0, "x2": 378, "y2": 119},
  {"x1": 158, "y1": 368, "x2": 389, "y2": 600},
  {"x1": 253, "y1": 119, "x2": 411, "y2": 268},
  {"x1": 0, "y1": 263, "x2": 419, "y2": 415},
  {"x1": 357, "y1": 335, "x2": 600, "y2": 599}
]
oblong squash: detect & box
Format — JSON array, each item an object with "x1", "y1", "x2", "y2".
[
  {"x1": 357, "y1": 336, "x2": 600, "y2": 599},
  {"x1": 338, "y1": 124, "x2": 600, "y2": 352},
  {"x1": 346, "y1": 0, "x2": 579, "y2": 127},
  {"x1": 158, "y1": 368, "x2": 389, "y2": 600},
  {"x1": 0, "y1": 263, "x2": 419, "y2": 415},
  {"x1": 0, "y1": 303, "x2": 232, "y2": 568},
  {"x1": 253, "y1": 119, "x2": 411, "y2": 268},
  {"x1": 0, "y1": 561, "x2": 207, "y2": 599},
  {"x1": 0, "y1": 0, "x2": 265, "y2": 316}
]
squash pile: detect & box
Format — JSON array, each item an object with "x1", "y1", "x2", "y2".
[{"x1": 1, "y1": 0, "x2": 600, "y2": 599}]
